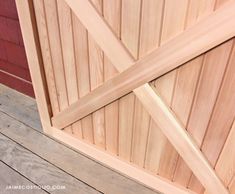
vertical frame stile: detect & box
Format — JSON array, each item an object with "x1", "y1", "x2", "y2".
[{"x1": 15, "y1": 0, "x2": 52, "y2": 134}]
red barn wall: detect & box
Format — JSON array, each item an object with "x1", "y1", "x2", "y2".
[{"x1": 0, "y1": 0, "x2": 34, "y2": 97}]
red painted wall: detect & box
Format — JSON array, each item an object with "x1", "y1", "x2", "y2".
[{"x1": 0, "y1": 0, "x2": 34, "y2": 97}]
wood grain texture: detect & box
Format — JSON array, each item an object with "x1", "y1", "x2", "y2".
[
  {"x1": 0, "y1": 84, "x2": 42, "y2": 131},
  {"x1": 50, "y1": 125, "x2": 197, "y2": 194},
  {"x1": 132, "y1": 0, "x2": 163, "y2": 168},
  {"x1": 33, "y1": 0, "x2": 59, "y2": 115},
  {"x1": 215, "y1": 119, "x2": 235, "y2": 187},
  {"x1": 57, "y1": 0, "x2": 81, "y2": 135},
  {"x1": 0, "y1": 161, "x2": 47, "y2": 194},
  {"x1": 52, "y1": 1, "x2": 235, "y2": 129},
  {"x1": 134, "y1": 84, "x2": 229, "y2": 194},
  {"x1": 0, "y1": 133, "x2": 100, "y2": 194},
  {"x1": 173, "y1": 0, "x2": 220, "y2": 187},
  {"x1": 15, "y1": 0, "x2": 52, "y2": 134},
  {"x1": 88, "y1": 0, "x2": 105, "y2": 148},
  {"x1": 172, "y1": 56, "x2": 203, "y2": 186},
  {"x1": 103, "y1": 0, "x2": 120, "y2": 154},
  {"x1": 0, "y1": 83, "x2": 176, "y2": 194},
  {"x1": 43, "y1": 0, "x2": 68, "y2": 113},
  {"x1": 0, "y1": 110, "x2": 160, "y2": 194},
  {"x1": 118, "y1": 93, "x2": 135, "y2": 161},
  {"x1": 119, "y1": 0, "x2": 141, "y2": 161},
  {"x1": 157, "y1": 0, "x2": 188, "y2": 180},
  {"x1": 0, "y1": 84, "x2": 161, "y2": 194},
  {"x1": 188, "y1": 39, "x2": 234, "y2": 193},
  {"x1": 201, "y1": 41, "x2": 235, "y2": 165},
  {"x1": 129, "y1": 0, "x2": 153, "y2": 167},
  {"x1": 72, "y1": 14, "x2": 92, "y2": 140}
]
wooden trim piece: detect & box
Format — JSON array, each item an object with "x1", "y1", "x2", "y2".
[
  {"x1": 15, "y1": 0, "x2": 52, "y2": 134},
  {"x1": 52, "y1": 0, "x2": 235, "y2": 129},
  {"x1": 47, "y1": 126, "x2": 196, "y2": 194}
]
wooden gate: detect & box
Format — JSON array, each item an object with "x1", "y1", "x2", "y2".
[{"x1": 16, "y1": 0, "x2": 235, "y2": 194}]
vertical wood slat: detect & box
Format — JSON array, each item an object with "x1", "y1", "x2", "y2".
[
  {"x1": 43, "y1": 0, "x2": 68, "y2": 113},
  {"x1": 156, "y1": 0, "x2": 188, "y2": 180},
  {"x1": 188, "y1": 41, "x2": 233, "y2": 193},
  {"x1": 215, "y1": 119, "x2": 235, "y2": 188},
  {"x1": 187, "y1": 1, "x2": 232, "y2": 191},
  {"x1": 167, "y1": 0, "x2": 206, "y2": 185},
  {"x1": 135, "y1": 0, "x2": 164, "y2": 169},
  {"x1": 103, "y1": 0, "x2": 121, "y2": 154},
  {"x1": 171, "y1": 0, "x2": 227, "y2": 191},
  {"x1": 42, "y1": 0, "x2": 74, "y2": 133},
  {"x1": 33, "y1": 0, "x2": 59, "y2": 116},
  {"x1": 172, "y1": 56, "x2": 203, "y2": 186},
  {"x1": 131, "y1": 0, "x2": 152, "y2": 167},
  {"x1": 72, "y1": 15, "x2": 93, "y2": 140},
  {"x1": 57, "y1": 0, "x2": 82, "y2": 135},
  {"x1": 88, "y1": 0, "x2": 104, "y2": 147},
  {"x1": 201, "y1": 41, "x2": 235, "y2": 194},
  {"x1": 172, "y1": 0, "x2": 216, "y2": 187},
  {"x1": 118, "y1": 0, "x2": 141, "y2": 161}
]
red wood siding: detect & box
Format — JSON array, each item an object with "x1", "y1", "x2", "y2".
[{"x1": 0, "y1": 0, "x2": 34, "y2": 97}]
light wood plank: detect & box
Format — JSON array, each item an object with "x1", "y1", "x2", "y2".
[
  {"x1": 131, "y1": 98, "x2": 150, "y2": 166},
  {"x1": 57, "y1": 0, "x2": 81, "y2": 135},
  {"x1": 52, "y1": 1, "x2": 235, "y2": 129},
  {"x1": 118, "y1": 0, "x2": 141, "y2": 161},
  {"x1": 171, "y1": 56, "x2": 203, "y2": 186},
  {"x1": 15, "y1": 0, "x2": 52, "y2": 134},
  {"x1": 88, "y1": 0, "x2": 105, "y2": 148},
  {"x1": 43, "y1": 0, "x2": 68, "y2": 113},
  {"x1": 103, "y1": 0, "x2": 120, "y2": 154},
  {"x1": 215, "y1": 120, "x2": 235, "y2": 187},
  {"x1": 201, "y1": 42, "x2": 235, "y2": 165},
  {"x1": 123, "y1": 0, "x2": 152, "y2": 167},
  {"x1": 118, "y1": 93, "x2": 135, "y2": 161},
  {"x1": 138, "y1": 0, "x2": 163, "y2": 57},
  {"x1": 0, "y1": 161, "x2": 47, "y2": 194},
  {"x1": 173, "y1": 0, "x2": 217, "y2": 187},
  {"x1": 132, "y1": 0, "x2": 163, "y2": 168},
  {"x1": 33, "y1": 0, "x2": 59, "y2": 115},
  {"x1": 156, "y1": 0, "x2": 189, "y2": 180},
  {"x1": 72, "y1": 13, "x2": 91, "y2": 139},
  {"x1": 188, "y1": 39, "x2": 234, "y2": 193}
]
